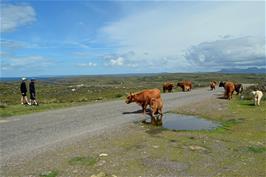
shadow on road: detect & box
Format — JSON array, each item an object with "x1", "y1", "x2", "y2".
[
  {"x1": 123, "y1": 109, "x2": 153, "y2": 115},
  {"x1": 122, "y1": 109, "x2": 144, "y2": 115}
]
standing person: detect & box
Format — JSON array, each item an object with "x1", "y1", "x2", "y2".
[
  {"x1": 20, "y1": 77, "x2": 29, "y2": 105},
  {"x1": 29, "y1": 78, "x2": 38, "y2": 105}
]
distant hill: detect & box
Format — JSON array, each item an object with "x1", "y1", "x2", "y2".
[{"x1": 219, "y1": 67, "x2": 266, "y2": 74}]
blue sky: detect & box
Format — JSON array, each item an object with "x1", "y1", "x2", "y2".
[{"x1": 0, "y1": 0, "x2": 265, "y2": 77}]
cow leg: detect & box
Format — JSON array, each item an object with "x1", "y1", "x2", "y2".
[
  {"x1": 142, "y1": 103, "x2": 148, "y2": 115},
  {"x1": 258, "y1": 97, "x2": 262, "y2": 105},
  {"x1": 151, "y1": 116, "x2": 156, "y2": 125},
  {"x1": 224, "y1": 91, "x2": 227, "y2": 99},
  {"x1": 141, "y1": 104, "x2": 146, "y2": 114}
]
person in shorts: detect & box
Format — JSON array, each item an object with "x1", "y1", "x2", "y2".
[
  {"x1": 20, "y1": 77, "x2": 29, "y2": 105},
  {"x1": 29, "y1": 78, "x2": 38, "y2": 105}
]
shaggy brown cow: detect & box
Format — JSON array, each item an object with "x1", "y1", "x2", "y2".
[
  {"x1": 150, "y1": 97, "x2": 163, "y2": 118},
  {"x1": 219, "y1": 81, "x2": 235, "y2": 100},
  {"x1": 210, "y1": 81, "x2": 217, "y2": 90},
  {"x1": 234, "y1": 83, "x2": 243, "y2": 95},
  {"x1": 163, "y1": 82, "x2": 174, "y2": 93},
  {"x1": 125, "y1": 88, "x2": 161, "y2": 114},
  {"x1": 177, "y1": 80, "x2": 192, "y2": 92},
  {"x1": 150, "y1": 97, "x2": 163, "y2": 125}
]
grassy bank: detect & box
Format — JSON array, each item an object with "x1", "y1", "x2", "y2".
[{"x1": 1, "y1": 73, "x2": 265, "y2": 117}]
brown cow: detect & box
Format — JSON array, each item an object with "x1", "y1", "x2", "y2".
[
  {"x1": 219, "y1": 81, "x2": 235, "y2": 100},
  {"x1": 150, "y1": 97, "x2": 163, "y2": 125},
  {"x1": 163, "y1": 82, "x2": 174, "y2": 93},
  {"x1": 234, "y1": 83, "x2": 243, "y2": 95},
  {"x1": 125, "y1": 88, "x2": 161, "y2": 115},
  {"x1": 177, "y1": 80, "x2": 192, "y2": 92},
  {"x1": 150, "y1": 97, "x2": 163, "y2": 118},
  {"x1": 210, "y1": 81, "x2": 217, "y2": 90}
]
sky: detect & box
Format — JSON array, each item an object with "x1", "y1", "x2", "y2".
[{"x1": 0, "y1": 0, "x2": 265, "y2": 77}]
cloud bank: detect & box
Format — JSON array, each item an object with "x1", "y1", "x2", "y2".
[
  {"x1": 99, "y1": 2, "x2": 265, "y2": 72},
  {"x1": 185, "y1": 36, "x2": 266, "y2": 70},
  {"x1": 1, "y1": 4, "x2": 36, "y2": 32}
]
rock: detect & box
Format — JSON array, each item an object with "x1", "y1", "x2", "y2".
[
  {"x1": 152, "y1": 145, "x2": 159, "y2": 149},
  {"x1": 99, "y1": 153, "x2": 108, "y2": 157},
  {"x1": 189, "y1": 145, "x2": 207, "y2": 151},
  {"x1": 40, "y1": 171, "x2": 54, "y2": 176},
  {"x1": 73, "y1": 169, "x2": 78, "y2": 173},
  {"x1": 96, "y1": 160, "x2": 106, "y2": 166},
  {"x1": 90, "y1": 172, "x2": 106, "y2": 177}
]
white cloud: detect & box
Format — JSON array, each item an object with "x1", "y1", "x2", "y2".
[
  {"x1": 1, "y1": 4, "x2": 36, "y2": 32},
  {"x1": 110, "y1": 56, "x2": 124, "y2": 66},
  {"x1": 77, "y1": 62, "x2": 97, "y2": 67},
  {"x1": 99, "y1": 2, "x2": 265, "y2": 71}
]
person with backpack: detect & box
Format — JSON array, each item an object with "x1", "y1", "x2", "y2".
[
  {"x1": 20, "y1": 77, "x2": 29, "y2": 105},
  {"x1": 29, "y1": 78, "x2": 38, "y2": 105}
]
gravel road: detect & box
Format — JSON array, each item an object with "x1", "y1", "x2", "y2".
[{"x1": 0, "y1": 87, "x2": 222, "y2": 165}]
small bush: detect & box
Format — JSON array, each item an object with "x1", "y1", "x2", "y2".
[
  {"x1": 115, "y1": 93, "x2": 123, "y2": 98},
  {"x1": 0, "y1": 102, "x2": 8, "y2": 108}
]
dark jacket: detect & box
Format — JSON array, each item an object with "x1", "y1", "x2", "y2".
[
  {"x1": 29, "y1": 82, "x2": 35, "y2": 93},
  {"x1": 20, "y1": 82, "x2": 27, "y2": 93}
]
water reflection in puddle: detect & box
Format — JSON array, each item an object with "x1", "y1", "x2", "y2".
[{"x1": 144, "y1": 113, "x2": 219, "y2": 131}]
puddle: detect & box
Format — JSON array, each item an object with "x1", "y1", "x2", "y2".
[
  {"x1": 144, "y1": 113, "x2": 219, "y2": 131},
  {"x1": 163, "y1": 113, "x2": 218, "y2": 130}
]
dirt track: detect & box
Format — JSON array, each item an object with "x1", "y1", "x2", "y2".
[{"x1": 0, "y1": 87, "x2": 223, "y2": 166}]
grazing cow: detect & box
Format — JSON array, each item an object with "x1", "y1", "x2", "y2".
[
  {"x1": 125, "y1": 88, "x2": 161, "y2": 114},
  {"x1": 177, "y1": 80, "x2": 192, "y2": 92},
  {"x1": 234, "y1": 83, "x2": 243, "y2": 95},
  {"x1": 219, "y1": 81, "x2": 235, "y2": 100},
  {"x1": 163, "y1": 82, "x2": 174, "y2": 93},
  {"x1": 251, "y1": 90, "x2": 263, "y2": 106},
  {"x1": 210, "y1": 81, "x2": 217, "y2": 90}
]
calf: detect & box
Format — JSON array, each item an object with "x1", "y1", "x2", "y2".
[
  {"x1": 125, "y1": 88, "x2": 161, "y2": 114},
  {"x1": 251, "y1": 90, "x2": 263, "y2": 106},
  {"x1": 150, "y1": 97, "x2": 163, "y2": 126},
  {"x1": 150, "y1": 97, "x2": 163, "y2": 120}
]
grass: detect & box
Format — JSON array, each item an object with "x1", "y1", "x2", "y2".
[
  {"x1": 68, "y1": 156, "x2": 97, "y2": 166},
  {"x1": 247, "y1": 146, "x2": 266, "y2": 153},
  {"x1": 1, "y1": 73, "x2": 265, "y2": 117}
]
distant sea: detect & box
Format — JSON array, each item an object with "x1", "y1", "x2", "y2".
[
  {"x1": 0, "y1": 73, "x2": 160, "y2": 82},
  {"x1": 1, "y1": 77, "x2": 52, "y2": 82}
]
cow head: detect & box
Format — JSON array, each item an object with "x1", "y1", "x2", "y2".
[
  {"x1": 125, "y1": 93, "x2": 135, "y2": 104},
  {"x1": 219, "y1": 81, "x2": 225, "y2": 87},
  {"x1": 177, "y1": 82, "x2": 182, "y2": 87}
]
